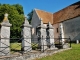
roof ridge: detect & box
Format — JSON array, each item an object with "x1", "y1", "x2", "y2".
[{"x1": 53, "y1": 1, "x2": 80, "y2": 14}]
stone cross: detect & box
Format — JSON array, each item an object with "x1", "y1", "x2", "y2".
[
  {"x1": 21, "y1": 15, "x2": 32, "y2": 53},
  {"x1": 0, "y1": 13, "x2": 12, "y2": 56}
]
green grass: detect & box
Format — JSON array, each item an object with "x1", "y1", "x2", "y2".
[
  {"x1": 10, "y1": 43, "x2": 80, "y2": 60},
  {"x1": 10, "y1": 43, "x2": 38, "y2": 50},
  {"x1": 10, "y1": 43, "x2": 21, "y2": 51},
  {"x1": 10, "y1": 43, "x2": 38, "y2": 52},
  {"x1": 10, "y1": 43, "x2": 21, "y2": 53},
  {"x1": 35, "y1": 44, "x2": 80, "y2": 60}
]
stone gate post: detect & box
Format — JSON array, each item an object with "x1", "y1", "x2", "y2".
[
  {"x1": 37, "y1": 19, "x2": 47, "y2": 52},
  {"x1": 0, "y1": 13, "x2": 12, "y2": 56},
  {"x1": 21, "y1": 15, "x2": 32, "y2": 52},
  {"x1": 47, "y1": 22, "x2": 57, "y2": 50}
]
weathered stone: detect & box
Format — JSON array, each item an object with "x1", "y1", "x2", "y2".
[
  {"x1": 41, "y1": 28, "x2": 47, "y2": 52},
  {"x1": 47, "y1": 22, "x2": 57, "y2": 50},
  {"x1": 21, "y1": 16, "x2": 32, "y2": 52},
  {"x1": 63, "y1": 43, "x2": 69, "y2": 49},
  {"x1": 76, "y1": 40, "x2": 79, "y2": 44},
  {"x1": 0, "y1": 13, "x2": 12, "y2": 56},
  {"x1": 37, "y1": 20, "x2": 47, "y2": 52},
  {"x1": 59, "y1": 23, "x2": 65, "y2": 44},
  {"x1": 63, "y1": 17, "x2": 80, "y2": 41}
]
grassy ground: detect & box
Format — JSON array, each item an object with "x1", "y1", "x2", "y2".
[
  {"x1": 10, "y1": 43, "x2": 21, "y2": 53},
  {"x1": 10, "y1": 43, "x2": 38, "y2": 53},
  {"x1": 10, "y1": 43, "x2": 21, "y2": 50},
  {"x1": 10, "y1": 43, "x2": 38, "y2": 50},
  {"x1": 35, "y1": 44, "x2": 80, "y2": 60}
]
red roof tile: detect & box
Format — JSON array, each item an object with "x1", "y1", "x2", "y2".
[
  {"x1": 53, "y1": 1, "x2": 80, "y2": 24},
  {"x1": 34, "y1": 1, "x2": 80, "y2": 25},
  {"x1": 35, "y1": 9, "x2": 53, "y2": 24}
]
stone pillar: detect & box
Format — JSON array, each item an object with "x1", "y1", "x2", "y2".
[
  {"x1": 41, "y1": 27, "x2": 47, "y2": 52},
  {"x1": 21, "y1": 15, "x2": 32, "y2": 52},
  {"x1": 37, "y1": 19, "x2": 47, "y2": 52},
  {"x1": 47, "y1": 22, "x2": 57, "y2": 50},
  {"x1": 0, "y1": 13, "x2": 12, "y2": 56},
  {"x1": 60, "y1": 23, "x2": 65, "y2": 44}
]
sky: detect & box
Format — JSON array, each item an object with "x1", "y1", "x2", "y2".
[{"x1": 0, "y1": 0, "x2": 79, "y2": 15}]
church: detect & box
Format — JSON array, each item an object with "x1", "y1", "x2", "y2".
[{"x1": 31, "y1": 1, "x2": 80, "y2": 44}]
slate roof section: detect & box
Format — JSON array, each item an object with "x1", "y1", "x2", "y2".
[
  {"x1": 35, "y1": 9, "x2": 53, "y2": 24},
  {"x1": 53, "y1": 1, "x2": 80, "y2": 24}
]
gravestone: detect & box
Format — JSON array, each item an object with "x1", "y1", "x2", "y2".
[
  {"x1": 63, "y1": 43, "x2": 69, "y2": 49},
  {"x1": 37, "y1": 19, "x2": 47, "y2": 52},
  {"x1": 76, "y1": 40, "x2": 79, "y2": 44},
  {"x1": 0, "y1": 13, "x2": 12, "y2": 56},
  {"x1": 21, "y1": 15, "x2": 32, "y2": 52}
]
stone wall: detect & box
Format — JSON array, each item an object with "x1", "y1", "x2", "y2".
[
  {"x1": 31, "y1": 10, "x2": 41, "y2": 43},
  {"x1": 0, "y1": 48, "x2": 71, "y2": 60},
  {"x1": 53, "y1": 23, "x2": 60, "y2": 38},
  {"x1": 63, "y1": 16, "x2": 80, "y2": 41}
]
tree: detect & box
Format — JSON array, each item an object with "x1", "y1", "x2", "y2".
[
  {"x1": 0, "y1": 4, "x2": 24, "y2": 38},
  {"x1": 12, "y1": 4, "x2": 24, "y2": 14},
  {"x1": 27, "y1": 10, "x2": 33, "y2": 24}
]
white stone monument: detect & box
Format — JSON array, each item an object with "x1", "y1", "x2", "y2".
[
  {"x1": 76, "y1": 40, "x2": 79, "y2": 44},
  {"x1": 47, "y1": 22, "x2": 57, "y2": 50},
  {"x1": 37, "y1": 19, "x2": 47, "y2": 52},
  {"x1": 0, "y1": 13, "x2": 12, "y2": 55},
  {"x1": 21, "y1": 15, "x2": 32, "y2": 52},
  {"x1": 60, "y1": 23, "x2": 65, "y2": 44}
]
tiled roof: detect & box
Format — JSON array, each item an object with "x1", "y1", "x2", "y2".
[
  {"x1": 34, "y1": 1, "x2": 80, "y2": 24},
  {"x1": 35, "y1": 9, "x2": 53, "y2": 24},
  {"x1": 53, "y1": 1, "x2": 80, "y2": 24}
]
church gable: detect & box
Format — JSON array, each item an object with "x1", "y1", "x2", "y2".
[{"x1": 35, "y1": 9, "x2": 53, "y2": 24}]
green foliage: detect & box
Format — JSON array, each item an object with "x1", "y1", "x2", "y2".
[
  {"x1": 0, "y1": 4, "x2": 24, "y2": 38},
  {"x1": 10, "y1": 14, "x2": 24, "y2": 38},
  {"x1": 12, "y1": 4, "x2": 24, "y2": 14},
  {"x1": 27, "y1": 10, "x2": 33, "y2": 24}
]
